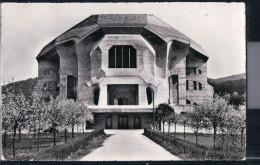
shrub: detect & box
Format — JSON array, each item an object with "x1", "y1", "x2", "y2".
[{"x1": 31, "y1": 128, "x2": 104, "y2": 161}]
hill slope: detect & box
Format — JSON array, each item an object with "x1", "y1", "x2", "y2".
[
  {"x1": 2, "y1": 78, "x2": 38, "y2": 99},
  {"x1": 208, "y1": 73, "x2": 246, "y2": 95}
]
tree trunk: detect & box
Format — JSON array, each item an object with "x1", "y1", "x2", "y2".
[
  {"x1": 18, "y1": 128, "x2": 21, "y2": 142},
  {"x1": 53, "y1": 128, "x2": 56, "y2": 147},
  {"x1": 65, "y1": 128, "x2": 67, "y2": 142},
  {"x1": 168, "y1": 123, "x2": 170, "y2": 135},
  {"x1": 241, "y1": 128, "x2": 244, "y2": 149},
  {"x1": 163, "y1": 122, "x2": 165, "y2": 133},
  {"x1": 221, "y1": 129, "x2": 224, "y2": 142},
  {"x1": 72, "y1": 124, "x2": 74, "y2": 138},
  {"x1": 33, "y1": 128, "x2": 36, "y2": 139},
  {"x1": 77, "y1": 124, "x2": 79, "y2": 136},
  {"x1": 13, "y1": 128, "x2": 16, "y2": 157},
  {"x1": 175, "y1": 123, "x2": 177, "y2": 136},
  {"x1": 184, "y1": 122, "x2": 186, "y2": 139},
  {"x1": 82, "y1": 124, "x2": 84, "y2": 134},
  {"x1": 159, "y1": 121, "x2": 162, "y2": 131},
  {"x1": 14, "y1": 125, "x2": 17, "y2": 137},
  {"x1": 213, "y1": 126, "x2": 217, "y2": 149},
  {"x1": 38, "y1": 130, "x2": 40, "y2": 151},
  {"x1": 4, "y1": 131, "x2": 7, "y2": 147},
  {"x1": 196, "y1": 125, "x2": 199, "y2": 145}
]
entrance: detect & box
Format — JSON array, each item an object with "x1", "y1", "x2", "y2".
[
  {"x1": 118, "y1": 116, "x2": 128, "y2": 129},
  {"x1": 134, "y1": 116, "x2": 141, "y2": 129},
  {"x1": 106, "y1": 116, "x2": 112, "y2": 129}
]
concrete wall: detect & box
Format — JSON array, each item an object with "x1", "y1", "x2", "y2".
[
  {"x1": 75, "y1": 30, "x2": 105, "y2": 104},
  {"x1": 168, "y1": 41, "x2": 190, "y2": 105},
  {"x1": 186, "y1": 51, "x2": 214, "y2": 104},
  {"x1": 36, "y1": 54, "x2": 59, "y2": 99},
  {"x1": 56, "y1": 42, "x2": 78, "y2": 100}
]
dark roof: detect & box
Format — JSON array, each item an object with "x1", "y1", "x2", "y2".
[{"x1": 37, "y1": 14, "x2": 207, "y2": 58}]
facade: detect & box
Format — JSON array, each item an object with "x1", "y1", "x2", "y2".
[{"x1": 36, "y1": 14, "x2": 213, "y2": 129}]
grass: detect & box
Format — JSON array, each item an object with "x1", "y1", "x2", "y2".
[
  {"x1": 144, "y1": 128, "x2": 245, "y2": 160},
  {"x1": 2, "y1": 129, "x2": 106, "y2": 161},
  {"x1": 170, "y1": 132, "x2": 245, "y2": 152}
]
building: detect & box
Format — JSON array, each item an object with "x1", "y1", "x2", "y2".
[{"x1": 36, "y1": 14, "x2": 213, "y2": 129}]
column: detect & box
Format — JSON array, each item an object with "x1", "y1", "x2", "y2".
[
  {"x1": 99, "y1": 84, "x2": 107, "y2": 106},
  {"x1": 138, "y1": 84, "x2": 148, "y2": 105},
  {"x1": 59, "y1": 75, "x2": 67, "y2": 100}
]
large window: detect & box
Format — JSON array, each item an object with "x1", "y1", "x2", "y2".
[{"x1": 109, "y1": 45, "x2": 137, "y2": 68}]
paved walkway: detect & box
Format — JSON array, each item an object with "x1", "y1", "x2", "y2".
[{"x1": 80, "y1": 129, "x2": 181, "y2": 161}]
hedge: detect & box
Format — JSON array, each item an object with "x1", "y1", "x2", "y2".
[
  {"x1": 144, "y1": 128, "x2": 243, "y2": 160},
  {"x1": 31, "y1": 128, "x2": 104, "y2": 161}
]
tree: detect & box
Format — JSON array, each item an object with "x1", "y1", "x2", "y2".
[
  {"x1": 172, "y1": 113, "x2": 180, "y2": 136},
  {"x1": 189, "y1": 104, "x2": 205, "y2": 145},
  {"x1": 164, "y1": 112, "x2": 175, "y2": 135},
  {"x1": 28, "y1": 92, "x2": 46, "y2": 151},
  {"x1": 229, "y1": 92, "x2": 245, "y2": 107},
  {"x1": 237, "y1": 105, "x2": 246, "y2": 149},
  {"x1": 155, "y1": 103, "x2": 174, "y2": 133},
  {"x1": 226, "y1": 105, "x2": 246, "y2": 149},
  {"x1": 204, "y1": 94, "x2": 229, "y2": 149},
  {"x1": 180, "y1": 112, "x2": 189, "y2": 139},
  {"x1": 44, "y1": 96, "x2": 64, "y2": 146},
  {"x1": 61, "y1": 99, "x2": 93, "y2": 140},
  {"x1": 1, "y1": 87, "x2": 30, "y2": 157}
]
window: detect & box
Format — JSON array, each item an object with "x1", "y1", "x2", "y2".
[
  {"x1": 146, "y1": 87, "x2": 153, "y2": 105},
  {"x1": 193, "y1": 103, "x2": 198, "y2": 105},
  {"x1": 193, "y1": 81, "x2": 197, "y2": 90},
  {"x1": 186, "y1": 99, "x2": 191, "y2": 104},
  {"x1": 198, "y1": 69, "x2": 202, "y2": 75},
  {"x1": 186, "y1": 80, "x2": 189, "y2": 90},
  {"x1": 109, "y1": 45, "x2": 136, "y2": 68},
  {"x1": 199, "y1": 83, "x2": 202, "y2": 90},
  {"x1": 94, "y1": 88, "x2": 100, "y2": 105}
]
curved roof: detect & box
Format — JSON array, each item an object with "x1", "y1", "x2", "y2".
[{"x1": 37, "y1": 14, "x2": 207, "y2": 59}]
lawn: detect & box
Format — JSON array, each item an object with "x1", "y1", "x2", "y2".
[
  {"x1": 170, "y1": 132, "x2": 245, "y2": 153},
  {"x1": 2, "y1": 131, "x2": 95, "y2": 160}
]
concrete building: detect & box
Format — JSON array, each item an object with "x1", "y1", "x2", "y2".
[{"x1": 36, "y1": 14, "x2": 213, "y2": 129}]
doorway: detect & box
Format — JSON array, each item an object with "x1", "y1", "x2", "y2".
[
  {"x1": 118, "y1": 116, "x2": 128, "y2": 129},
  {"x1": 134, "y1": 116, "x2": 141, "y2": 129},
  {"x1": 105, "y1": 116, "x2": 112, "y2": 129}
]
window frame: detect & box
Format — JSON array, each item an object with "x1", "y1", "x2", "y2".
[{"x1": 108, "y1": 45, "x2": 137, "y2": 69}]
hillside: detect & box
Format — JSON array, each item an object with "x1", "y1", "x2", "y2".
[
  {"x1": 2, "y1": 77, "x2": 38, "y2": 99},
  {"x1": 208, "y1": 73, "x2": 246, "y2": 95}
]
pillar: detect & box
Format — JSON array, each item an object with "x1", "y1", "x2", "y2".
[
  {"x1": 99, "y1": 84, "x2": 107, "y2": 106},
  {"x1": 60, "y1": 75, "x2": 67, "y2": 100}
]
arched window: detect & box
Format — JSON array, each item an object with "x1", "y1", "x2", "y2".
[
  {"x1": 94, "y1": 87, "x2": 100, "y2": 105},
  {"x1": 109, "y1": 45, "x2": 136, "y2": 68},
  {"x1": 199, "y1": 83, "x2": 202, "y2": 90},
  {"x1": 146, "y1": 87, "x2": 153, "y2": 105}
]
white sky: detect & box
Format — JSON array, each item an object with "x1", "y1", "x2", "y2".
[{"x1": 1, "y1": 3, "x2": 245, "y2": 84}]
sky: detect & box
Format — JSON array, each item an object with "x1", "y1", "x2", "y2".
[{"x1": 1, "y1": 3, "x2": 245, "y2": 84}]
